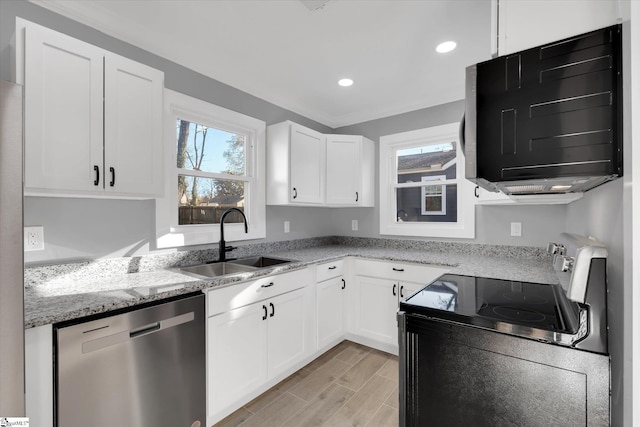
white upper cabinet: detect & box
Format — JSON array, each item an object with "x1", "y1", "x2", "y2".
[
  {"x1": 496, "y1": 0, "x2": 621, "y2": 55},
  {"x1": 267, "y1": 121, "x2": 375, "y2": 207},
  {"x1": 267, "y1": 121, "x2": 325, "y2": 205},
  {"x1": 326, "y1": 135, "x2": 374, "y2": 207},
  {"x1": 103, "y1": 54, "x2": 163, "y2": 196},
  {"x1": 21, "y1": 21, "x2": 164, "y2": 198}
]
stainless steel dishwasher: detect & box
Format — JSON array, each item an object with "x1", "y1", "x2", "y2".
[{"x1": 54, "y1": 292, "x2": 205, "y2": 427}]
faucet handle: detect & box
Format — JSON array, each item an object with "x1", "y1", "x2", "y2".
[{"x1": 225, "y1": 245, "x2": 237, "y2": 252}]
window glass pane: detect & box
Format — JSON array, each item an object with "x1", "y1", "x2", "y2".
[
  {"x1": 178, "y1": 175, "x2": 245, "y2": 225},
  {"x1": 176, "y1": 119, "x2": 245, "y2": 175},
  {"x1": 396, "y1": 142, "x2": 456, "y2": 184},
  {"x1": 396, "y1": 184, "x2": 457, "y2": 223}
]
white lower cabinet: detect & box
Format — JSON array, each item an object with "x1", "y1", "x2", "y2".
[
  {"x1": 352, "y1": 259, "x2": 451, "y2": 353},
  {"x1": 316, "y1": 260, "x2": 347, "y2": 351},
  {"x1": 206, "y1": 268, "x2": 314, "y2": 425}
]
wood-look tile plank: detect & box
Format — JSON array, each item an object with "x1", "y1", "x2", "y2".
[
  {"x1": 335, "y1": 349, "x2": 390, "y2": 391},
  {"x1": 376, "y1": 356, "x2": 399, "y2": 382},
  {"x1": 324, "y1": 374, "x2": 397, "y2": 427},
  {"x1": 305, "y1": 340, "x2": 350, "y2": 371},
  {"x1": 282, "y1": 383, "x2": 354, "y2": 427},
  {"x1": 335, "y1": 342, "x2": 370, "y2": 365},
  {"x1": 289, "y1": 358, "x2": 352, "y2": 401},
  {"x1": 243, "y1": 369, "x2": 311, "y2": 414},
  {"x1": 385, "y1": 386, "x2": 399, "y2": 409},
  {"x1": 212, "y1": 406, "x2": 253, "y2": 427},
  {"x1": 238, "y1": 392, "x2": 306, "y2": 427},
  {"x1": 365, "y1": 403, "x2": 399, "y2": 427}
]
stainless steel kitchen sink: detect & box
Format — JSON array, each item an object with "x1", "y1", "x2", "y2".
[
  {"x1": 177, "y1": 262, "x2": 257, "y2": 278},
  {"x1": 228, "y1": 256, "x2": 292, "y2": 268},
  {"x1": 176, "y1": 256, "x2": 292, "y2": 279}
]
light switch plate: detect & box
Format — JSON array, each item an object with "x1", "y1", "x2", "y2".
[
  {"x1": 352, "y1": 219, "x2": 358, "y2": 231},
  {"x1": 284, "y1": 221, "x2": 290, "y2": 233},
  {"x1": 510, "y1": 222, "x2": 522, "y2": 237}
]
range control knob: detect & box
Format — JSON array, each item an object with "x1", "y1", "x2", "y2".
[
  {"x1": 547, "y1": 243, "x2": 566, "y2": 255},
  {"x1": 554, "y1": 255, "x2": 574, "y2": 272}
]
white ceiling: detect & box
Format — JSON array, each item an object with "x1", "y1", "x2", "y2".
[{"x1": 32, "y1": 0, "x2": 493, "y2": 128}]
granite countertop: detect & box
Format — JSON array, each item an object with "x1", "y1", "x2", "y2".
[{"x1": 24, "y1": 239, "x2": 558, "y2": 329}]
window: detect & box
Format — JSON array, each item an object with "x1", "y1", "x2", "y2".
[
  {"x1": 156, "y1": 90, "x2": 266, "y2": 248},
  {"x1": 379, "y1": 123, "x2": 475, "y2": 238}
]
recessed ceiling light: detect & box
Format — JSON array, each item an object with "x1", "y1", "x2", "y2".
[
  {"x1": 338, "y1": 78, "x2": 354, "y2": 87},
  {"x1": 436, "y1": 41, "x2": 457, "y2": 53}
]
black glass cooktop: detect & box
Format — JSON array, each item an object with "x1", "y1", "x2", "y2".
[{"x1": 401, "y1": 274, "x2": 576, "y2": 334}]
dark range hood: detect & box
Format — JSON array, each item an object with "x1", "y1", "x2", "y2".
[{"x1": 464, "y1": 24, "x2": 623, "y2": 196}]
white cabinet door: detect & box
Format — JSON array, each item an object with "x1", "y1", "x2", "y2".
[
  {"x1": 316, "y1": 276, "x2": 346, "y2": 350},
  {"x1": 326, "y1": 135, "x2": 361, "y2": 205},
  {"x1": 24, "y1": 23, "x2": 104, "y2": 193},
  {"x1": 104, "y1": 54, "x2": 163, "y2": 196},
  {"x1": 207, "y1": 303, "x2": 268, "y2": 418},
  {"x1": 326, "y1": 135, "x2": 375, "y2": 207},
  {"x1": 354, "y1": 276, "x2": 398, "y2": 346},
  {"x1": 266, "y1": 287, "x2": 310, "y2": 379},
  {"x1": 290, "y1": 123, "x2": 325, "y2": 204},
  {"x1": 497, "y1": 0, "x2": 620, "y2": 55}
]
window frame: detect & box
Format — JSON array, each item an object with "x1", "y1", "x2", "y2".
[
  {"x1": 155, "y1": 89, "x2": 266, "y2": 248},
  {"x1": 379, "y1": 122, "x2": 475, "y2": 239}
]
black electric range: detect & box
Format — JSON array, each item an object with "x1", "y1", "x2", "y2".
[{"x1": 398, "y1": 234, "x2": 611, "y2": 427}]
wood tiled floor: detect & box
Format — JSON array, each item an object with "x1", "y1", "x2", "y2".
[{"x1": 213, "y1": 340, "x2": 399, "y2": 427}]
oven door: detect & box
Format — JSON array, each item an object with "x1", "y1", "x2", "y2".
[{"x1": 398, "y1": 311, "x2": 609, "y2": 427}]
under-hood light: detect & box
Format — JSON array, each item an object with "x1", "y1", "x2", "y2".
[{"x1": 551, "y1": 185, "x2": 573, "y2": 191}]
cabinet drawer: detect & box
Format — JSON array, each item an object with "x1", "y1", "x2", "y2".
[
  {"x1": 316, "y1": 260, "x2": 344, "y2": 282},
  {"x1": 207, "y1": 267, "x2": 312, "y2": 316},
  {"x1": 355, "y1": 258, "x2": 450, "y2": 284}
]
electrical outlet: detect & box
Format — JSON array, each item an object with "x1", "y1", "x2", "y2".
[
  {"x1": 352, "y1": 219, "x2": 358, "y2": 231},
  {"x1": 24, "y1": 226, "x2": 45, "y2": 251},
  {"x1": 284, "y1": 221, "x2": 290, "y2": 233},
  {"x1": 510, "y1": 222, "x2": 522, "y2": 237}
]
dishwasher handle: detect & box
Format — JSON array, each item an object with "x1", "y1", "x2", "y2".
[
  {"x1": 82, "y1": 311, "x2": 195, "y2": 354},
  {"x1": 129, "y1": 322, "x2": 160, "y2": 338}
]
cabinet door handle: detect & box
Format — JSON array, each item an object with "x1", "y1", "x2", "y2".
[
  {"x1": 93, "y1": 165, "x2": 100, "y2": 186},
  {"x1": 328, "y1": 266, "x2": 337, "y2": 270},
  {"x1": 269, "y1": 302, "x2": 275, "y2": 317},
  {"x1": 262, "y1": 305, "x2": 267, "y2": 320},
  {"x1": 292, "y1": 187, "x2": 297, "y2": 199},
  {"x1": 261, "y1": 282, "x2": 274, "y2": 288},
  {"x1": 392, "y1": 268, "x2": 405, "y2": 272},
  {"x1": 341, "y1": 278, "x2": 346, "y2": 290},
  {"x1": 474, "y1": 185, "x2": 479, "y2": 198},
  {"x1": 109, "y1": 167, "x2": 115, "y2": 187},
  {"x1": 400, "y1": 285, "x2": 405, "y2": 298},
  {"x1": 393, "y1": 284, "x2": 397, "y2": 296},
  {"x1": 355, "y1": 191, "x2": 359, "y2": 202}
]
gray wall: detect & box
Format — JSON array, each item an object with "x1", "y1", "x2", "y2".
[{"x1": 4, "y1": 0, "x2": 566, "y2": 265}]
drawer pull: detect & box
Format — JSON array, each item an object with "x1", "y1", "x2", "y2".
[
  {"x1": 328, "y1": 266, "x2": 337, "y2": 270},
  {"x1": 261, "y1": 282, "x2": 274, "y2": 288},
  {"x1": 392, "y1": 268, "x2": 405, "y2": 272}
]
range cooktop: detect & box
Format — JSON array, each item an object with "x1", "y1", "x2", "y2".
[{"x1": 401, "y1": 274, "x2": 578, "y2": 338}]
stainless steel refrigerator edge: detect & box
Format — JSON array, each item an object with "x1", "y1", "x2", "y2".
[{"x1": 0, "y1": 80, "x2": 25, "y2": 416}]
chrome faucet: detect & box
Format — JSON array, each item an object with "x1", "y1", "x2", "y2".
[{"x1": 218, "y1": 208, "x2": 248, "y2": 262}]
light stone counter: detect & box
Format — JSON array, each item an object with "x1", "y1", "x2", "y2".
[{"x1": 24, "y1": 237, "x2": 557, "y2": 328}]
